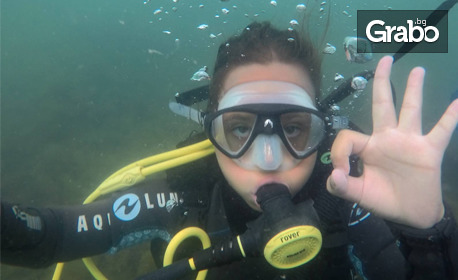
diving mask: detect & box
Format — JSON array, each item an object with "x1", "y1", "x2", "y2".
[{"x1": 204, "y1": 81, "x2": 326, "y2": 171}]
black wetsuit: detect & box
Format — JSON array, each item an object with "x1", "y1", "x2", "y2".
[{"x1": 2, "y1": 135, "x2": 458, "y2": 280}]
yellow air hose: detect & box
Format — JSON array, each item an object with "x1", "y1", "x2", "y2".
[
  {"x1": 163, "y1": 227, "x2": 211, "y2": 280},
  {"x1": 52, "y1": 139, "x2": 214, "y2": 280}
]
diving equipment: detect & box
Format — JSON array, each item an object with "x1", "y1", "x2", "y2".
[
  {"x1": 169, "y1": 102, "x2": 205, "y2": 125},
  {"x1": 174, "y1": 85, "x2": 209, "y2": 106},
  {"x1": 204, "y1": 81, "x2": 326, "y2": 171},
  {"x1": 253, "y1": 183, "x2": 322, "y2": 268},
  {"x1": 52, "y1": 139, "x2": 215, "y2": 280},
  {"x1": 138, "y1": 183, "x2": 322, "y2": 280},
  {"x1": 52, "y1": 1, "x2": 456, "y2": 278}
]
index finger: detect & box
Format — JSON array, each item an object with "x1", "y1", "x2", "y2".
[{"x1": 372, "y1": 56, "x2": 397, "y2": 132}]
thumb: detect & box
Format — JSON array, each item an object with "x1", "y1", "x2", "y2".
[{"x1": 326, "y1": 168, "x2": 363, "y2": 203}]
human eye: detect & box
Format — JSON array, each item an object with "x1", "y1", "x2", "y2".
[
  {"x1": 231, "y1": 124, "x2": 251, "y2": 139},
  {"x1": 283, "y1": 124, "x2": 302, "y2": 138},
  {"x1": 223, "y1": 112, "x2": 255, "y2": 140},
  {"x1": 281, "y1": 113, "x2": 311, "y2": 138}
]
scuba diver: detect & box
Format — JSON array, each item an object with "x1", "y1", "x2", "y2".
[{"x1": 2, "y1": 22, "x2": 458, "y2": 280}]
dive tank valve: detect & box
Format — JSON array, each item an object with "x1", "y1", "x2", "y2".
[{"x1": 252, "y1": 183, "x2": 322, "y2": 269}]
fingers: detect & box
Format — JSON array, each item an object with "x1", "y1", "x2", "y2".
[
  {"x1": 327, "y1": 129, "x2": 370, "y2": 203},
  {"x1": 398, "y1": 67, "x2": 425, "y2": 133},
  {"x1": 427, "y1": 99, "x2": 458, "y2": 149},
  {"x1": 326, "y1": 169, "x2": 364, "y2": 203},
  {"x1": 330, "y1": 129, "x2": 370, "y2": 174},
  {"x1": 373, "y1": 56, "x2": 397, "y2": 132}
]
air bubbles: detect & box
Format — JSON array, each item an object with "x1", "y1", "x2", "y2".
[
  {"x1": 190, "y1": 66, "x2": 211, "y2": 82},
  {"x1": 342, "y1": 10, "x2": 351, "y2": 17},
  {"x1": 322, "y1": 43, "x2": 336, "y2": 54},
  {"x1": 351, "y1": 76, "x2": 368, "y2": 91},
  {"x1": 334, "y1": 73, "x2": 344, "y2": 82},
  {"x1": 289, "y1": 19, "x2": 299, "y2": 27},
  {"x1": 330, "y1": 104, "x2": 340, "y2": 111},
  {"x1": 197, "y1": 24, "x2": 209, "y2": 30},
  {"x1": 296, "y1": 4, "x2": 306, "y2": 12}
]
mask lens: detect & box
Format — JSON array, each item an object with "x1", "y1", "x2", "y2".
[
  {"x1": 211, "y1": 111, "x2": 257, "y2": 156},
  {"x1": 281, "y1": 112, "x2": 325, "y2": 157},
  {"x1": 208, "y1": 108, "x2": 325, "y2": 160}
]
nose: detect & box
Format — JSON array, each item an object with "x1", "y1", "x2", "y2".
[{"x1": 251, "y1": 134, "x2": 283, "y2": 171}]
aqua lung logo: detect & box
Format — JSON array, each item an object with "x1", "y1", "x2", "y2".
[
  {"x1": 113, "y1": 194, "x2": 141, "y2": 221},
  {"x1": 357, "y1": 10, "x2": 448, "y2": 53}
]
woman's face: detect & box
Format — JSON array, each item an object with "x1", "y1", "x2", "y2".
[{"x1": 216, "y1": 62, "x2": 318, "y2": 211}]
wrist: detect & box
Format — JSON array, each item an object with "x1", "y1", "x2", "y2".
[{"x1": 387, "y1": 203, "x2": 455, "y2": 245}]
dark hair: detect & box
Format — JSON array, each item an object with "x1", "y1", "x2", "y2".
[{"x1": 208, "y1": 21, "x2": 323, "y2": 112}]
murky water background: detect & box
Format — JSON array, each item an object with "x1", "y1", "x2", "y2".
[{"x1": 2, "y1": 0, "x2": 457, "y2": 279}]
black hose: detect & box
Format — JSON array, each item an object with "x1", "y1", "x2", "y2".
[
  {"x1": 137, "y1": 235, "x2": 249, "y2": 280},
  {"x1": 175, "y1": 85, "x2": 209, "y2": 106},
  {"x1": 321, "y1": 0, "x2": 456, "y2": 111},
  {"x1": 320, "y1": 70, "x2": 396, "y2": 114},
  {"x1": 392, "y1": 0, "x2": 457, "y2": 63},
  {"x1": 319, "y1": 70, "x2": 375, "y2": 112}
]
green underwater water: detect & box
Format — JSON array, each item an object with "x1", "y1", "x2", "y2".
[{"x1": 1, "y1": 0, "x2": 457, "y2": 279}]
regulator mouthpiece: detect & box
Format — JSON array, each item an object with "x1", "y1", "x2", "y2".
[{"x1": 255, "y1": 184, "x2": 322, "y2": 269}]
